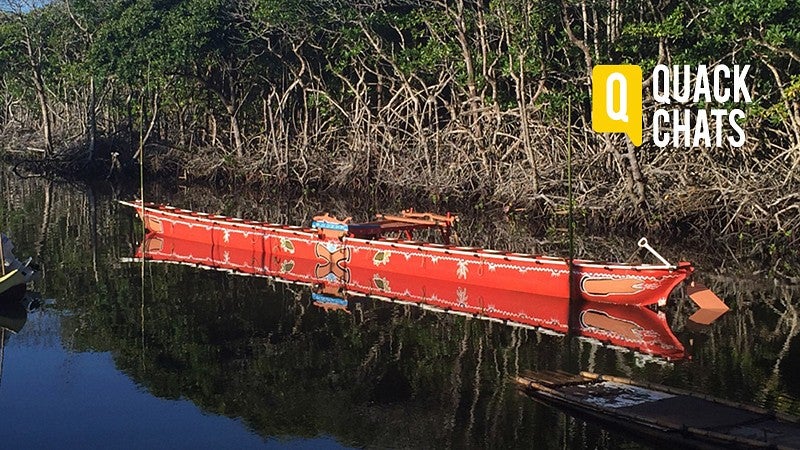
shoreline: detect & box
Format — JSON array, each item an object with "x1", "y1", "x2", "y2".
[{"x1": 4, "y1": 157, "x2": 795, "y2": 282}]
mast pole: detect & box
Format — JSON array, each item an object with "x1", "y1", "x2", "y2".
[{"x1": 567, "y1": 96, "x2": 577, "y2": 342}]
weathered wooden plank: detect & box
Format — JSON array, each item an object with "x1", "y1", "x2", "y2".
[{"x1": 517, "y1": 370, "x2": 800, "y2": 449}]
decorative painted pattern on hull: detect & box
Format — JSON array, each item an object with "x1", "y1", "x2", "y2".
[{"x1": 122, "y1": 200, "x2": 693, "y2": 307}]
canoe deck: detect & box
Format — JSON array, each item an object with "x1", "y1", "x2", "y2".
[{"x1": 517, "y1": 371, "x2": 800, "y2": 448}]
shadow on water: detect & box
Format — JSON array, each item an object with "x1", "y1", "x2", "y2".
[{"x1": 1, "y1": 169, "x2": 799, "y2": 448}]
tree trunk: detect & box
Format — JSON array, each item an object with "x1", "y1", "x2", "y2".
[
  {"x1": 21, "y1": 23, "x2": 53, "y2": 157},
  {"x1": 31, "y1": 70, "x2": 52, "y2": 157},
  {"x1": 88, "y1": 75, "x2": 96, "y2": 161},
  {"x1": 227, "y1": 104, "x2": 243, "y2": 158}
]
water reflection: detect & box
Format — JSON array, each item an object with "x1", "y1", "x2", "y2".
[
  {"x1": 134, "y1": 233, "x2": 685, "y2": 361},
  {"x1": 0, "y1": 299, "x2": 27, "y2": 334},
  {"x1": 0, "y1": 299, "x2": 27, "y2": 385},
  {"x1": 0, "y1": 295, "x2": 39, "y2": 386},
  {"x1": 2, "y1": 169, "x2": 799, "y2": 448}
]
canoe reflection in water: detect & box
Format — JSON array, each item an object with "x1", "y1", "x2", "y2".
[{"x1": 131, "y1": 233, "x2": 704, "y2": 361}]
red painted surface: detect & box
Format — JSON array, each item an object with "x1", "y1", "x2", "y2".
[
  {"x1": 133, "y1": 232, "x2": 686, "y2": 360},
  {"x1": 122, "y1": 200, "x2": 693, "y2": 307}
]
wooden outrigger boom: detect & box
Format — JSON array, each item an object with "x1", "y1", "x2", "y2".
[{"x1": 313, "y1": 209, "x2": 457, "y2": 243}]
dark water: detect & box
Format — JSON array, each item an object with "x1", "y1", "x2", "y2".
[{"x1": 1, "y1": 173, "x2": 799, "y2": 449}]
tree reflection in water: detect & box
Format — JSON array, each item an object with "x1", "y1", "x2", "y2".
[{"x1": 1, "y1": 171, "x2": 799, "y2": 448}]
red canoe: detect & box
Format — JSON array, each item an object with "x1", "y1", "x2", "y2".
[
  {"x1": 121, "y1": 200, "x2": 693, "y2": 307},
  {"x1": 134, "y1": 233, "x2": 686, "y2": 360}
]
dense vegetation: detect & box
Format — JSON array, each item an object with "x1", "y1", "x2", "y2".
[{"x1": 0, "y1": 0, "x2": 798, "y2": 239}]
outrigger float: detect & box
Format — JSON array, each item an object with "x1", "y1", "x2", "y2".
[
  {"x1": 132, "y1": 233, "x2": 688, "y2": 360},
  {"x1": 120, "y1": 200, "x2": 726, "y2": 310}
]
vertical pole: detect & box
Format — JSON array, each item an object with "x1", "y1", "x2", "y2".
[
  {"x1": 567, "y1": 96, "x2": 578, "y2": 344},
  {"x1": 568, "y1": 97, "x2": 574, "y2": 268},
  {"x1": 139, "y1": 84, "x2": 147, "y2": 372},
  {"x1": 139, "y1": 91, "x2": 145, "y2": 210},
  {"x1": 0, "y1": 328, "x2": 5, "y2": 387},
  {"x1": 0, "y1": 235, "x2": 6, "y2": 276}
]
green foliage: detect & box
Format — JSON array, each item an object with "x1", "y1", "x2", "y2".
[
  {"x1": 624, "y1": 8, "x2": 686, "y2": 40},
  {"x1": 2, "y1": 0, "x2": 796, "y2": 134},
  {"x1": 0, "y1": 0, "x2": 797, "y2": 239},
  {"x1": 0, "y1": 0, "x2": 794, "y2": 115}
]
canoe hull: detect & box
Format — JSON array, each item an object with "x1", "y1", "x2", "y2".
[{"x1": 124, "y1": 201, "x2": 693, "y2": 307}]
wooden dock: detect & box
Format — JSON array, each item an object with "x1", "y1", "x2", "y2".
[{"x1": 516, "y1": 370, "x2": 800, "y2": 449}]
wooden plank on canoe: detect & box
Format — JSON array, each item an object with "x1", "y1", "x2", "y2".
[
  {"x1": 399, "y1": 211, "x2": 457, "y2": 224},
  {"x1": 376, "y1": 214, "x2": 439, "y2": 226},
  {"x1": 376, "y1": 210, "x2": 456, "y2": 226}
]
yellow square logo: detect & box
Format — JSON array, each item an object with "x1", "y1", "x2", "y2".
[{"x1": 592, "y1": 65, "x2": 643, "y2": 146}]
